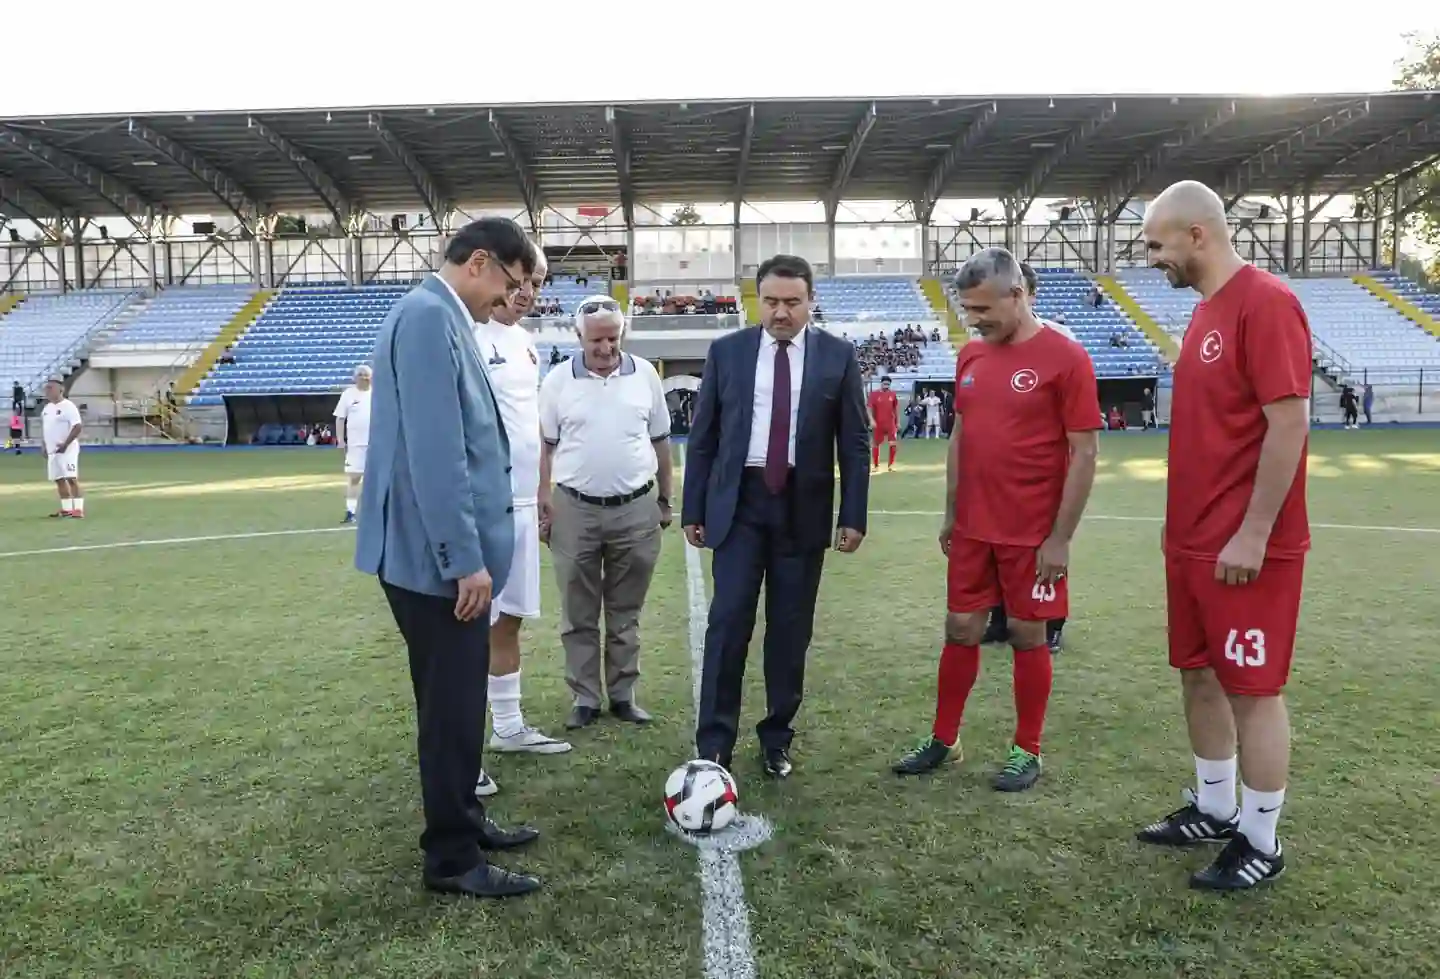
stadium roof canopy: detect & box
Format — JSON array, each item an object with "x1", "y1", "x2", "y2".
[{"x1": 1, "y1": 93, "x2": 1438, "y2": 228}]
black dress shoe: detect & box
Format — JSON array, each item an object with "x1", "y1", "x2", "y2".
[
  {"x1": 565, "y1": 705, "x2": 601, "y2": 730},
  {"x1": 424, "y1": 862, "x2": 541, "y2": 898},
  {"x1": 762, "y1": 747, "x2": 793, "y2": 779},
  {"x1": 610, "y1": 700, "x2": 652, "y2": 724},
  {"x1": 478, "y1": 818, "x2": 539, "y2": 851}
]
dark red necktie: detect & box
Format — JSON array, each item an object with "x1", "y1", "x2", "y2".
[{"x1": 765, "y1": 338, "x2": 791, "y2": 494}]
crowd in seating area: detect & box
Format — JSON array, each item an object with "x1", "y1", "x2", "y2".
[
  {"x1": 630, "y1": 289, "x2": 739, "y2": 315},
  {"x1": 852, "y1": 325, "x2": 944, "y2": 378}
]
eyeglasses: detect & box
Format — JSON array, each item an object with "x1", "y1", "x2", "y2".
[{"x1": 579, "y1": 299, "x2": 620, "y2": 315}]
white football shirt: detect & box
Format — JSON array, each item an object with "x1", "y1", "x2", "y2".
[
  {"x1": 333, "y1": 386, "x2": 372, "y2": 447},
  {"x1": 41, "y1": 398, "x2": 82, "y2": 451},
  {"x1": 474, "y1": 320, "x2": 542, "y2": 505}
]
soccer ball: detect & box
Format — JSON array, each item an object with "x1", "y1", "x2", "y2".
[{"x1": 664, "y1": 759, "x2": 739, "y2": 834}]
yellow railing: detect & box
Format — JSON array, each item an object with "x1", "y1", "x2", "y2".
[
  {"x1": 740, "y1": 278, "x2": 760, "y2": 325},
  {"x1": 1353, "y1": 274, "x2": 1440, "y2": 341},
  {"x1": 0, "y1": 293, "x2": 24, "y2": 318},
  {"x1": 920, "y1": 277, "x2": 966, "y2": 343},
  {"x1": 610, "y1": 280, "x2": 629, "y2": 310},
  {"x1": 173, "y1": 289, "x2": 274, "y2": 396},
  {"x1": 1093, "y1": 274, "x2": 1179, "y2": 361}
]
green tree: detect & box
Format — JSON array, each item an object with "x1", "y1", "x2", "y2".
[{"x1": 1392, "y1": 31, "x2": 1440, "y2": 280}]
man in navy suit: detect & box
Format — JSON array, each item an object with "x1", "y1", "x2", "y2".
[
  {"x1": 355, "y1": 217, "x2": 543, "y2": 899},
  {"x1": 682, "y1": 254, "x2": 870, "y2": 777}
]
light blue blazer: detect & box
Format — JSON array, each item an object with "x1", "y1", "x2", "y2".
[{"x1": 354, "y1": 275, "x2": 515, "y2": 598}]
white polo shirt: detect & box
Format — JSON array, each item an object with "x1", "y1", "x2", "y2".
[
  {"x1": 333, "y1": 385, "x2": 372, "y2": 447},
  {"x1": 539, "y1": 351, "x2": 670, "y2": 497},
  {"x1": 474, "y1": 319, "x2": 542, "y2": 505}
]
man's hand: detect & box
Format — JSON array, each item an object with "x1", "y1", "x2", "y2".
[
  {"x1": 1035, "y1": 534, "x2": 1069, "y2": 586},
  {"x1": 683, "y1": 524, "x2": 706, "y2": 548},
  {"x1": 537, "y1": 498, "x2": 554, "y2": 546},
  {"x1": 835, "y1": 527, "x2": 865, "y2": 553},
  {"x1": 658, "y1": 501, "x2": 673, "y2": 530},
  {"x1": 938, "y1": 515, "x2": 955, "y2": 556},
  {"x1": 454, "y1": 570, "x2": 493, "y2": 622},
  {"x1": 1215, "y1": 525, "x2": 1267, "y2": 585}
]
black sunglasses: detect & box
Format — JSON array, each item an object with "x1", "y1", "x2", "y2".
[{"x1": 579, "y1": 299, "x2": 620, "y2": 315}]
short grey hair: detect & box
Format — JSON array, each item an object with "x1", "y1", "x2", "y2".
[
  {"x1": 954, "y1": 247, "x2": 1025, "y2": 294},
  {"x1": 574, "y1": 294, "x2": 626, "y2": 339},
  {"x1": 353, "y1": 364, "x2": 372, "y2": 380}
]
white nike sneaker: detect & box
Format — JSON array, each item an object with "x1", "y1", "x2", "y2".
[
  {"x1": 489, "y1": 726, "x2": 573, "y2": 754},
  {"x1": 474, "y1": 770, "x2": 498, "y2": 798}
]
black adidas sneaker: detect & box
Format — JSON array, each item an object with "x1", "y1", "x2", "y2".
[
  {"x1": 1190, "y1": 834, "x2": 1286, "y2": 891},
  {"x1": 1136, "y1": 789, "x2": 1237, "y2": 846}
]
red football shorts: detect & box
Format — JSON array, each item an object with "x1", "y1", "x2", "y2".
[
  {"x1": 1165, "y1": 554, "x2": 1305, "y2": 696},
  {"x1": 947, "y1": 535, "x2": 1068, "y2": 621},
  {"x1": 873, "y1": 423, "x2": 898, "y2": 443}
]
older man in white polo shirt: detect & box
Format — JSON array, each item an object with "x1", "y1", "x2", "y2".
[
  {"x1": 538, "y1": 295, "x2": 673, "y2": 731},
  {"x1": 333, "y1": 364, "x2": 372, "y2": 523}
]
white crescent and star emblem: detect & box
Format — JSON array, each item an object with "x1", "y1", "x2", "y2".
[
  {"x1": 1199, "y1": 330, "x2": 1223, "y2": 364},
  {"x1": 1010, "y1": 369, "x2": 1039, "y2": 393}
]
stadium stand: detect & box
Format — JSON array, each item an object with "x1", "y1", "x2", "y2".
[
  {"x1": 1285, "y1": 277, "x2": 1440, "y2": 385},
  {"x1": 540, "y1": 276, "x2": 605, "y2": 313},
  {"x1": 1371, "y1": 271, "x2": 1440, "y2": 322},
  {"x1": 814, "y1": 276, "x2": 935, "y2": 322},
  {"x1": 96, "y1": 284, "x2": 257, "y2": 349},
  {"x1": 1118, "y1": 268, "x2": 1440, "y2": 385},
  {"x1": 1033, "y1": 269, "x2": 1166, "y2": 376},
  {"x1": 190, "y1": 282, "x2": 409, "y2": 402},
  {"x1": 1, "y1": 289, "x2": 140, "y2": 395}
]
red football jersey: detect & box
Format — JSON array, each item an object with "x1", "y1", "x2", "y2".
[
  {"x1": 1164, "y1": 264, "x2": 1312, "y2": 560},
  {"x1": 868, "y1": 388, "x2": 899, "y2": 428},
  {"x1": 952, "y1": 327, "x2": 1101, "y2": 546}
]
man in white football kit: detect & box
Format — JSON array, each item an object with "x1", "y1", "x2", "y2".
[
  {"x1": 333, "y1": 365, "x2": 372, "y2": 523},
  {"x1": 40, "y1": 378, "x2": 84, "y2": 518},
  {"x1": 921, "y1": 389, "x2": 943, "y2": 437},
  {"x1": 1019, "y1": 260, "x2": 1080, "y2": 343},
  {"x1": 473, "y1": 247, "x2": 572, "y2": 799}
]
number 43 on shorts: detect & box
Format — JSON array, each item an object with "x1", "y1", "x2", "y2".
[{"x1": 1224, "y1": 628, "x2": 1267, "y2": 667}]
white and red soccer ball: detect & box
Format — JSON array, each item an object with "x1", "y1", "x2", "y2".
[{"x1": 664, "y1": 759, "x2": 739, "y2": 834}]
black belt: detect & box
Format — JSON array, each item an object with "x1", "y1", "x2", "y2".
[{"x1": 558, "y1": 481, "x2": 653, "y2": 507}]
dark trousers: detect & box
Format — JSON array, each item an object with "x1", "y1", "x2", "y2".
[
  {"x1": 381, "y1": 580, "x2": 491, "y2": 878},
  {"x1": 696, "y1": 469, "x2": 825, "y2": 762}
]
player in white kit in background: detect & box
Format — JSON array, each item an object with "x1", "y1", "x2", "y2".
[
  {"x1": 332, "y1": 365, "x2": 372, "y2": 523},
  {"x1": 40, "y1": 378, "x2": 84, "y2": 518},
  {"x1": 473, "y1": 245, "x2": 572, "y2": 799}
]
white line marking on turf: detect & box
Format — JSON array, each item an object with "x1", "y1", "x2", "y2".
[
  {"x1": 684, "y1": 536, "x2": 770, "y2": 979},
  {"x1": 870, "y1": 511, "x2": 1440, "y2": 535},
  {"x1": 0, "y1": 525, "x2": 354, "y2": 559}
]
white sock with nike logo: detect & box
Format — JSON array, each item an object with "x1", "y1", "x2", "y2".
[
  {"x1": 1239, "y1": 785, "x2": 1285, "y2": 855},
  {"x1": 1195, "y1": 755, "x2": 1238, "y2": 821}
]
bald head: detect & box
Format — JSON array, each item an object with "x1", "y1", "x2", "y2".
[{"x1": 1142, "y1": 180, "x2": 1241, "y2": 295}]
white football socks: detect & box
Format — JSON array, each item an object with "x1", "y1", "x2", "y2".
[
  {"x1": 489, "y1": 671, "x2": 524, "y2": 738},
  {"x1": 60, "y1": 499, "x2": 73, "y2": 513},
  {"x1": 1194, "y1": 755, "x2": 1238, "y2": 821},
  {"x1": 1239, "y1": 785, "x2": 1285, "y2": 856},
  {"x1": 345, "y1": 497, "x2": 357, "y2": 514}
]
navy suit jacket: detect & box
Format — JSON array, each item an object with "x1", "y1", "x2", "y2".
[
  {"x1": 354, "y1": 276, "x2": 516, "y2": 598},
  {"x1": 682, "y1": 325, "x2": 869, "y2": 551}
]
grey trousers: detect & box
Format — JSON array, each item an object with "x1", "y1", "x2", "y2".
[{"x1": 550, "y1": 487, "x2": 663, "y2": 708}]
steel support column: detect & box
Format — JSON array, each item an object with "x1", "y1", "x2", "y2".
[
  {"x1": 824, "y1": 102, "x2": 877, "y2": 223},
  {"x1": 247, "y1": 116, "x2": 354, "y2": 229},
  {"x1": 1009, "y1": 101, "x2": 1118, "y2": 220},
  {"x1": 733, "y1": 104, "x2": 754, "y2": 228},
  {"x1": 126, "y1": 118, "x2": 263, "y2": 231},
  {"x1": 914, "y1": 103, "x2": 999, "y2": 227},
  {"x1": 606, "y1": 106, "x2": 635, "y2": 229},
  {"x1": 487, "y1": 110, "x2": 540, "y2": 231},
  {"x1": 0, "y1": 126, "x2": 159, "y2": 236},
  {"x1": 1102, "y1": 101, "x2": 1238, "y2": 221},
  {"x1": 368, "y1": 113, "x2": 448, "y2": 230}
]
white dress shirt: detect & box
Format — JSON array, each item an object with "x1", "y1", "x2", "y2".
[{"x1": 745, "y1": 325, "x2": 806, "y2": 468}]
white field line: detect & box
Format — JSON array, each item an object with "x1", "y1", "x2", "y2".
[{"x1": 0, "y1": 525, "x2": 354, "y2": 559}]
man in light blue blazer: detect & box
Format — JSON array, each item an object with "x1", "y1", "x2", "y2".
[{"x1": 355, "y1": 217, "x2": 543, "y2": 899}]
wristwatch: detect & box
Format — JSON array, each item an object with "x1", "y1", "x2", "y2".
[{"x1": 657, "y1": 495, "x2": 670, "y2": 507}]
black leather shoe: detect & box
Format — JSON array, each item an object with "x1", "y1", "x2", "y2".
[
  {"x1": 478, "y1": 818, "x2": 539, "y2": 851},
  {"x1": 703, "y1": 751, "x2": 734, "y2": 772},
  {"x1": 610, "y1": 700, "x2": 652, "y2": 724},
  {"x1": 424, "y1": 862, "x2": 541, "y2": 898},
  {"x1": 565, "y1": 705, "x2": 601, "y2": 730},
  {"x1": 762, "y1": 747, "x2": 793, "y2": 779}
]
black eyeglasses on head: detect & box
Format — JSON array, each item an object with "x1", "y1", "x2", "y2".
[{"x1": 579, "y1": 299, "x2": 620, "y2": 316}]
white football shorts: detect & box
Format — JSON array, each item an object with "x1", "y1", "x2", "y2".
[
  {"x1": 491, "y1": 503, "x2": 541, "y2": 623},
  {"x1": 343, "y1": 445, "x2": 368, "y2": 475},
  {"x1": 46, "y1": 445, "x2": 80, "y2": 482}
]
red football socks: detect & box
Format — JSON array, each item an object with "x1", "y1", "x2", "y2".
[
  {"x1": 1012, "y1": 645, "x2": 1053, "y2": 755},
  {"x1": 872, "y1": 444, "x2": 880, "y2": 467},
  {"x1": 888, "y1": 443, "x2": 897, "y2": 467},
  {"x1": 933, "y1": 643, "x2": 981, "y2": 746}
]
